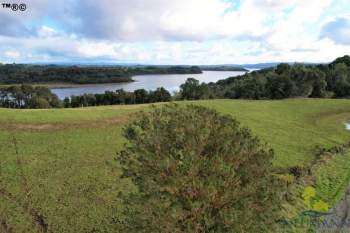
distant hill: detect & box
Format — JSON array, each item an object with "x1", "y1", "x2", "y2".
[
  {"x1": 8, "y1": 61, "x2": 328, "y2": 73},
  {"x1": 240, "y1": 63, "x2": 279, "y2": 69},
  {"x1": 195, "y1": 63, "x2": 279, "y2": 70},
  {"x1": 199, "y1": 65, "x2": 248, "y2": 72},
  {"x1": 209, "y1": 62, "x2": 325, "y2": 70},
  {"x1": 22, "y1": 61, "x2": 327, "y2": 70},
  {"x1": 241, "y1": 62, "x2": 325, "y2": 70}
]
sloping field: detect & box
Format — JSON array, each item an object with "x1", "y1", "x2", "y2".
[{"x1": 1, "y1": 99, "x2": 350, "y2": 232}]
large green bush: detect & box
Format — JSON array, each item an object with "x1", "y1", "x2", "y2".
[{"x1": 118, "y1": 104, "x2": 283, "y2": 233}]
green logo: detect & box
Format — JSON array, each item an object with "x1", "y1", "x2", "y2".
[
  {"x1": 278, "y1": 186, "x2": 341, "y2": 229},
  {"x1": 301, "y1": 186, "x2": 332, "y2": 218}
]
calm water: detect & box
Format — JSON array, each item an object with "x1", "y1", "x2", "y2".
[{"x1": 51, "y1": 71, "x2": 246, "y2": 99}]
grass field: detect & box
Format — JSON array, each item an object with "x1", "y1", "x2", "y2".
[{"x1": 1, "y1": 99, "x2": 350, "y2": 232}]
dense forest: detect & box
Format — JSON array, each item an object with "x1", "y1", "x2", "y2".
[
  {"x1": 0, "y1": 64, "x2": 202, "y2": 84},
  {"x1": 1, "y1": 56, "x2": 350, "y2": 109},
  {"x1": 213, "y1": 55, "x2": 350, "y2": 99},
  {"x1": 174, "y1": 55, "x2": 350, "y2": 100}
]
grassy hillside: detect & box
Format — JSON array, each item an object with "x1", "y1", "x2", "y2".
[
  {"x1": 198, "y1": 99, "x2": 350, "y2": 167},
  {"x1": 1, "y1": 99, "x2": 350, "y2": 232}
]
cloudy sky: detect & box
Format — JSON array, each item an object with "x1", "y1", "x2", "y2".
[{"x1": 0, "y1": 0, "x2": 350, "y2": 64}]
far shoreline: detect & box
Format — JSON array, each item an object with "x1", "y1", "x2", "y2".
[
  {"x1": 0, "y1": 80, "x2": 136, "y2": 89},
  {"x1": 0, "y1": 70, "x2": 248, "y2": 90}
]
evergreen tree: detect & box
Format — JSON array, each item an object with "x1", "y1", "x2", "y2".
[{"x1": 117, "y1": 104, "x2": 283, "y2": 233}]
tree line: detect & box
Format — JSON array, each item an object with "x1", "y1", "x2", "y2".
[
  {"x1": 64, "y1": 88, "x2": 171, "y2": 107},
  {"x1": 0, "y1": 85, "x2": 61, "y2": 108}
]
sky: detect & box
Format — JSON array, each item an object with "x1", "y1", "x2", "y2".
[{"x1": 0, "y1": 0, "x2": 350, "y2": 65}]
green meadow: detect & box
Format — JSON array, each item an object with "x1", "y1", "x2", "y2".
[{"x1": 1, "y1": 99, "x2": 350, "y2": 232}]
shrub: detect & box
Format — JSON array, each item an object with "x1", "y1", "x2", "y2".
[
  {"x1": 117, "y1": 104, "x2": 283, "y2": 233},
  {"x1": 29, "y1": 96, "x2": 51, "y2": 109}
]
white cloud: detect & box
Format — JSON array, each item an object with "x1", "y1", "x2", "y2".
[
  {"x1": 0, "y1": 0, "x2": 349, "y2": 64},
  {"x1": 320, "y1": 16, "x2": 350, "y2": 45},
  {"x1": 37, "y1": 26, "x2": 59, "y2": 38},
  {"x1": 4, "y1": 50, "x2": 21, "y2": 59}
]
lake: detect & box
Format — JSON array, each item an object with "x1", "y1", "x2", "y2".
[{"x1": 51, "y1": 71, "x2": 246, "y2": 99}]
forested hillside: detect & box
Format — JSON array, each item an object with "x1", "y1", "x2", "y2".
[
  {"x1": 0, "y1": 64, "x2": 202, "y2": 84},
  {"x1": 214, "y1": 55, "x2": 350, "y2": 99}
]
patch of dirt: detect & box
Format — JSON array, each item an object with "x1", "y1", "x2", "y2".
[{"x1": 0, "y1": 116, "x2": 130, "y2": 131}]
